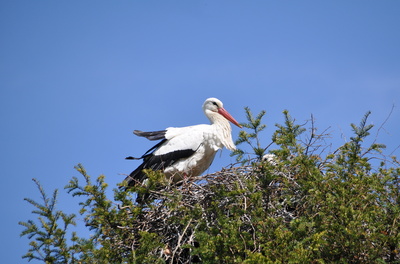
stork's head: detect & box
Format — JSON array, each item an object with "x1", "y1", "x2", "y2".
[{"x1": 203, "y1": 98, "x2": 242, "y2": 128}]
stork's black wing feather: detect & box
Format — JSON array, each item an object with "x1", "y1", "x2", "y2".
[
  {"x1": 123, "y1": 139, "x2": 195, "y2": 187},
  {"x1": 125, "y1": 139, "x2": 167, "y2": 160},
  {"x1": 133, "y1": 130, "x2": 167, "y2": 141}
]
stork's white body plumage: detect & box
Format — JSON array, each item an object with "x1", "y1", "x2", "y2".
[
  {"x1": 159, "y1": 124, "x2": 233, "y2": 182},
  {"x1": 124, "y1": 98, "x2": 241, "y2": 188}
]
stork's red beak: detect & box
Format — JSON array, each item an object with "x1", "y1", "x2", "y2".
[{"x1": 218, "y1": 108, "x2": 242, "y2": 128}]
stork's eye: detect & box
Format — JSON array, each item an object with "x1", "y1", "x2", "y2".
[{"x1": 212, "y1": 101, "x2": 219, "y2": 107}]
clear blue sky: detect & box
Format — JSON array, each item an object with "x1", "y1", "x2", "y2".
[{"x1": 1, "y1": 1, "x2": 399, "y2": 263}]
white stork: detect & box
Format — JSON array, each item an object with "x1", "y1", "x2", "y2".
[{"x1": 124, "y1": 97, "x2": 242, "y2": 188}]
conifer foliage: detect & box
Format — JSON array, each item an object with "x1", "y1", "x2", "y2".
[{"x1": 20, "y1": 108, "x2": 400, "y2": 263}]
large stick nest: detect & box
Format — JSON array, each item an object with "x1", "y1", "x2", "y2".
[{"x1": 117, "y1": 161, "x2": 301, "y2": 263}]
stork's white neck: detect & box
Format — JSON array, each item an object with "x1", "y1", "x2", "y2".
[{"x1": 205, "y1": 110, "x2": 236, "y2": 151}]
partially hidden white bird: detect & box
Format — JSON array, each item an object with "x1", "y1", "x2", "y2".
[{"x1": 124, "y1": 97, "x2": 242, "y2": 188}]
